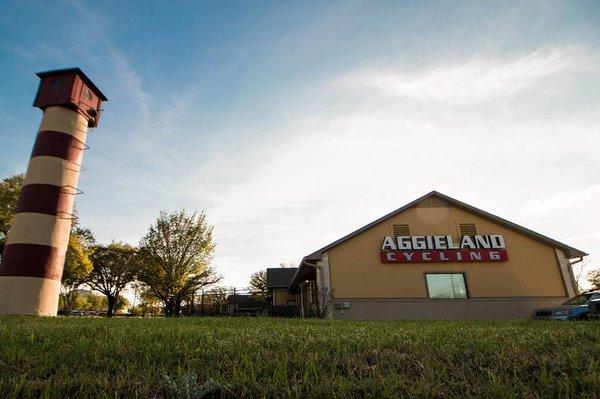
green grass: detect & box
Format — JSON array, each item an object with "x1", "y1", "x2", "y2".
[{"x1": 0, "y1": 317, "x2": 599, "y2": 398}]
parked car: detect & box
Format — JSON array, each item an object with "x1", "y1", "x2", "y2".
[{"x1": 532, "y1": 290, "x2": 600, "y2": 321}]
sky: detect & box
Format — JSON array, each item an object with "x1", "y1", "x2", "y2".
[{"x1": 0, "y1": 0, "x2": 599, "y2": 289}]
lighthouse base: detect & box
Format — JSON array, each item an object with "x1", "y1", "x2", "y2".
[{"x1": 0, "y1": 276, "x2": 60, "y2": 316}]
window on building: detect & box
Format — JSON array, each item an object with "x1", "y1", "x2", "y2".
[
  {"x1": 392, "y1": 224, "x2": 410, "y2": 237},
  {"x1": 459, "y1": 223, "x2": 477, "y2": 236},
  {"x1": 425, "y1": 273, "x2": 468, "y2": 299}
]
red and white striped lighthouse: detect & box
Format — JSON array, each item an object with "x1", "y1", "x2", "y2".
[{"x1": 0, "y1": 68, "x2": 107, "y2": 316}]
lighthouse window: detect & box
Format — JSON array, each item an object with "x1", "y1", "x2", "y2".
[
  {"x1": 51, "y1": 78, "x2": 61, "y2": 89},
  {"x1": 83, "y1": 88, "x2": 93, "y2": 101},
  {"x1": 425, "y1": 273, "x2": 468, "y2": 299}
]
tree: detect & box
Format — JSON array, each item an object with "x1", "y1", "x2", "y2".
[
  {"x1": 60, "y1": 229, "x2": 94, "y2": 312},
  {"x1": 249, "y1": 270, "x2": 268, "y2": 300},
  {"x1": 88, "y1": 294, "x2": 108, "y2": 312},
  {"x1": 571, "y1": 259, "x2": 590, "y2": 293},
  {"x1": 116, "y1": 295, "x2": 129, "y2": 313},
  {"x1": 588, "y1": 269, "x2": 600, "y2": 290},
  {"x1": 129, "y1": 281, "x2": 144, "y2": 311},
  {"x1": 138, "y1": 288, "x2": 162, "y2": 316},
  {"x1": 0, "y1": 174, "x2": 24, "y2": 254},
  {"x1": 87, "y1": 242, "x2": 138, "y2": 316},
  {"x1": 60, "y1": 291, "x2": 108, "y2": 313},
  {"x1": 314, "y1": 286, "x2": 333, "y2": 319},
  {"x1": 138, "y1": 210, "x2": 221, "y2": 316},
  {"x1": 207, "y1": 287, "x2": 229, "y2": 315}
]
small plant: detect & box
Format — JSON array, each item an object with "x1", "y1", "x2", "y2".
[{"x1": 163, "y1": 373, "x2": 228, "y2": 399}]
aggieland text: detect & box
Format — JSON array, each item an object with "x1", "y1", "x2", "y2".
[{"x1": 380, "y1": 234, "x2": 508, "y2": 263}]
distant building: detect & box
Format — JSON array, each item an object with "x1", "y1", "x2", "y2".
[
  {"x1": 288, "y1": 191, "x2": 586, "y2": 320},
  {"x1": 227, "y1": 294, "x2": 266, "y2": 316},
  {"x1": 266, "y1": 267, "x2": 299, "y2": 317}
]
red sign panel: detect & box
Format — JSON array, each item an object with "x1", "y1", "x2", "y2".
[{"x1": 381, "y1": 249, "x2": 508, "y2": 263}]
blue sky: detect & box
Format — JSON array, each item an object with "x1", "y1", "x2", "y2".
[{"x1": 1, "y1": 0, "x2": 599, "y2": 288}]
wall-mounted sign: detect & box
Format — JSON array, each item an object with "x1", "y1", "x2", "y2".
[{"x1": 380, "y1": 235, "x2": 508, "y2": 263}]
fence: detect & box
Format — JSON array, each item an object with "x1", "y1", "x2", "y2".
[{"x1": 182, "y1": 288, "x2": 295, "y2": 317}]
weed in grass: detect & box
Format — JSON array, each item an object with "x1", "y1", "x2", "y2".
[{"x1": 163, "y1": 373, "x2": 228, "y2": 399}]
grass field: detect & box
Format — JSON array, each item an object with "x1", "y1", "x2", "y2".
[{"x1": 0, "y1": 317, "x2": 599, "y2": 398}]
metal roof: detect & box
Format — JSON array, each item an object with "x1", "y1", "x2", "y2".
[
  {"x1": 266, "y1": 267, "x2": 298, "y2": 288},
  {"x1": 36, "y1": 67, "x2": 108, "y2": 101}
]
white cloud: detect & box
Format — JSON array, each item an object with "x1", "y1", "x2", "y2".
[
  {"x1": 336, "y1": 46, "x2": 596, "y2": 104},
  {"x1": 5, "y1": 3, "x2": 599, "y2": 292},
  {"x1": 521, "y1": 185, "x2": 600, "y2": 217},
  {"x1": 189, "y1": 47, "x2": 600, "y2": 286},
  {"x1": 194, "y1": 106, "x2": 599, "y2": 284},
  {"x1": 520, "y1": 187, "x2": 600, "y2": 280},
  {"x1": 52, "y1": 25, "x2": 599, "y2": 288},
  {"x1": 109, "y1": 49, "x2": 153, "y2": 127}
]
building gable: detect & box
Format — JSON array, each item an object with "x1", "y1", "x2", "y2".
[{"x1": 304, "y1": 191, "x2": 586, "y2": 261}]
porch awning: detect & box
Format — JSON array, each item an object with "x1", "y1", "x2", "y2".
[{"x1": 288, "y1": 258, "x2": 316, "y2": 293}]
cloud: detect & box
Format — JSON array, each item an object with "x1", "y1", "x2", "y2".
[
  {"x1": 185, "y1": 46, "x2": 600, "y2": 285},
  {"x1": 18, "y1": 5, "x2": 598, "y2": 287},
  {"x1": 108, "y1": 49, "x2": 153, "y2": 127},
  {"x1": 521, "y1": 185, "x2": 600, "y2": 217},
  {"x1": 52, "y1": 1, "x2": 154, "y2": 126},
  {"x1": 3, "y1": 2, "x2": 599, "y2": 293},
  {"x1": 336, "y1": 46, "x2": 597, "y2": 104},
  {"x1": 196, "y1": 103, "x2": 598, "y2": 276}
]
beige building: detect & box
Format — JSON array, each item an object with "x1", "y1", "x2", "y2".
[{"x1": 289, "y1": 191, "x2": 586, "y2": 320}]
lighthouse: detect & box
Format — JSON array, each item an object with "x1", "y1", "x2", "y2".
[{"x1": 0, "y1": 68, "x2": 107, "y2": 316}]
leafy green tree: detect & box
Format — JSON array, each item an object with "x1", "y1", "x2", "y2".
[
  {"x1": 0, "y1": 174, "x2": 24, "y2": 253},
  {"x1": 588, "y1": 269, "x2": 600, "y2": 290},
  {"x1": 60, "y1": 291, "x2": 108, "y2": 313},
  {"x1": 138, "y1": 210, "x2": 221, "y2": 316},
  {"x1": 87, "y1": 243, "x2": 139, "y2": 316},
  {"x1": 208, "y1": 287, "x2": 229, "y2": 315},
  {"x1": 139, "y1": 288, "x2": 162, "y2": 316},
  {"x1": 87, "y1": 294, "x2": 108, "y2": 312},
  {"x1": 249, "y1": 270, "x2": 268, "y2": 300},
  {"x1": 60, "y1": 229, "x2": 94, "y2": 312},
  {"x1": 116, "y1": 295, "x2": 129, "y2": 313},
  {"x1": 58, "y1": 292, "x2": 77, "y2": 311},
  {"x1": 73, "y1": 293, "x2": 89, "y2": 310}
]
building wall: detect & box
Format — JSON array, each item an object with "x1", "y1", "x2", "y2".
[
  {"x1": 326, "y1": 203, "x2": 573, "y2": 319},
  {"x1": 332, "y1": 297, "x2": 568, "y2": 320},
  {"x1": 271, "y1": 288, "x2": 297, "y2": 306}
]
